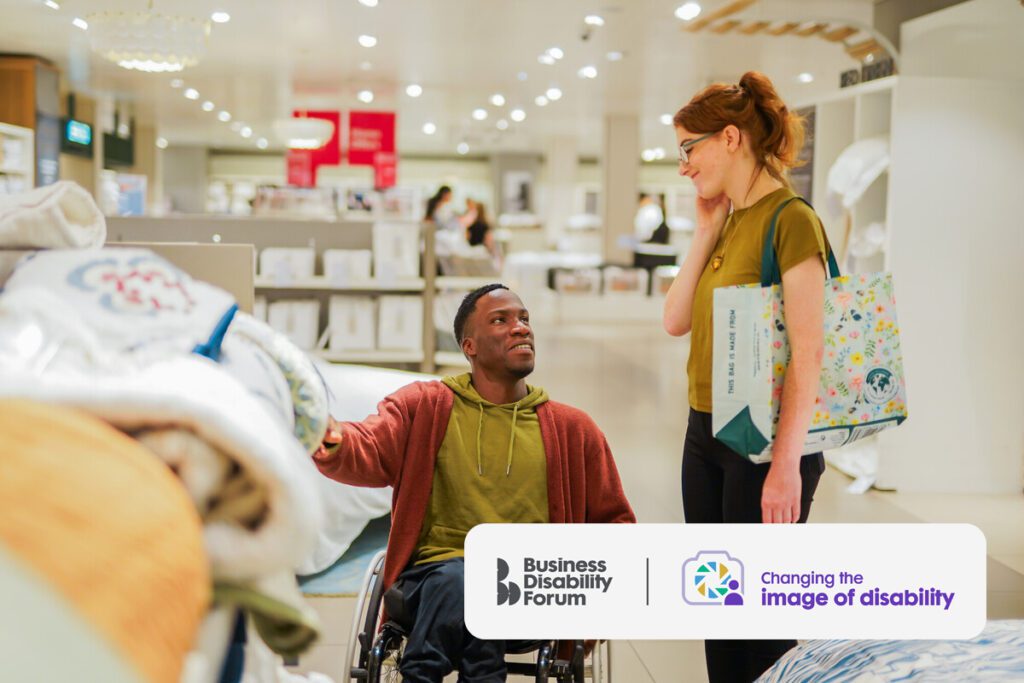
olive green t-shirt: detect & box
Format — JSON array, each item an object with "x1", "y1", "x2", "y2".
[{"x1": 688, "y1": 187, "x2": 829, "y2": 412}]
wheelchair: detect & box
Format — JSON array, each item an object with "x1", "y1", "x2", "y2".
[{"x1": 347, "y1": 550, "x2": 611, "y2": 682}]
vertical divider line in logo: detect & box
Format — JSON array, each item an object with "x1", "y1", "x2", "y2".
[{"x1": 646, "y1": 557, "x2": 649, "y2": 606}]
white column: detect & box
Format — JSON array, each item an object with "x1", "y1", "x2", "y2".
[
  {"x1": 601, "y1": 114, "x2": 639, "y2": 263},
  {"x1": 543, "y1": 135, "x2": 577, "y2": 247}
]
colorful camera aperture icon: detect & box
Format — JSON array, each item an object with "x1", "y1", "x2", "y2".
[{"x1": 683, "y1": 551, "x2": 745, "y2": 606}]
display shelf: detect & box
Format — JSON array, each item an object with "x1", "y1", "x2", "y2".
[
  {"x1": 0, "y1": 122, "x2": 34, "y2": 196},
  {"x1": 314, "y1": 349, "x2": 424, "y2": 364},
  {"x1": 435, "y1": 276, "x2": 499, "y2": 290},
  {"x1": 255, "y1": 276, "x2": 425, "y2": 292},
  {"x1": 434, "y1": 351, "x2": 470, "y2": 368}
]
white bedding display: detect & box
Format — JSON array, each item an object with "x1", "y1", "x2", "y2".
[
  {"x1": 758, "y1": 620, "x2": 1024, "y2": 682},
  {"x1": 297, "y1": 361, "x2": 435, "y2": 575}
]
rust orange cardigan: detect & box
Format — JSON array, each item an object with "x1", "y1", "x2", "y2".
[{"x1": 312, "y1": 380, "x2": 636, "y2": 594}]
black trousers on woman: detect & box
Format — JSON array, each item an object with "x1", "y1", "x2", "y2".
[{"x1": 681, "y1": 409, "x2": 825, "y2": 683}]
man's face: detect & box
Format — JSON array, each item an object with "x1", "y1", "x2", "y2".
[{"x1": 462, "y1": 289, "x2": 535, "y2": 379}]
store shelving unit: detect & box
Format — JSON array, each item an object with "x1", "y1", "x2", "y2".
[
  {"x1": 255, "y1": 276, "x2": 425, "y2": 292},
  {"x1": 0, "y1": 122, "x2": 34, "y2": 196}
]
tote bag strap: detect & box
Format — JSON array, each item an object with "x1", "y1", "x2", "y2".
[{"x1": 760, "y1": 196, "x2": 841, "y2": 287}]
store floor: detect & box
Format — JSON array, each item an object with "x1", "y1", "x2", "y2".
[{"x1": 293, "y1": 320, "x2": 1024, "y2": 683}]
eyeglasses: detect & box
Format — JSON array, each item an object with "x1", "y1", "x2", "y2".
[{"x1": 678, "y1": 132, "x2": 717, "y2": 164}]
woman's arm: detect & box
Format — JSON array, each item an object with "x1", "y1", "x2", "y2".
[
  {"x1": 761, "y1": 255, "x2": 826, "y2": 523},
  {"x1": 663, "y1": 193, "x2": 730, "y2": 336}
]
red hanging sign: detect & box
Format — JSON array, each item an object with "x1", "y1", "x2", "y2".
[
  {"x1": 286, "y1": 149, "x2": 316, "y2": 187},
  {"x1": 373, "y1": 151, "x2": 397, "y2": 189},
  {"x1": 348, "y1": 111, "x2": 395, "y2": 166}
]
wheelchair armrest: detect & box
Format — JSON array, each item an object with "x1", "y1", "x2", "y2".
[{"x1": 382, "y1": 583, "x2": 415, "y2": 632}]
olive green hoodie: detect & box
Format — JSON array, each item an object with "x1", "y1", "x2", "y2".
[{"x1": 413, "y1": 373, "x2": 550, "y2": 565}]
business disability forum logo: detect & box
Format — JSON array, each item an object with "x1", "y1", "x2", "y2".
[
  {"x1": 683, "y1": 551, "x2": 745, "y2": 606},
  {"x1": 497, "y1": 557, "x2": 613, "y2": 607}
]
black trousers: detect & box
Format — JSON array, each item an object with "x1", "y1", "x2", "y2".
[
  {"x1": 681, "y1": 409, "x2": 825, "y2": 683},
  {"x1": 397, "y1": 557, "x2": 506, "y2": 683}
]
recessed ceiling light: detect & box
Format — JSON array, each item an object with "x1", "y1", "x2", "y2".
[
  {"x1": 358, "y1": 0, "x2": 379, "y2": 6},
  {"x1": 218, "y1": 110, "x2": 231, "y2": 122},
  {"x1": 496, "y1": 119, "x2": 509, "y2": 130},
  {"x1": 653, "y1": 147, "x2": 666, "y2": 160},
  {"x1": 72, "y1": 17, "x2": 88, "y2": 30},
  {"x1": 641, "y1": 148, "x2": 656, "y2": 162},
  {"x1": 578, "y1": 65, "x2": 598, "y2": 79},
  {"x1": 358, "y1": 89, "x2": 374, "y2": 103},
  {"x1": 359, "y1": 61, "x2": 373, "y2": 71},
  {"x1": 517, "y1": 71, "x2": 528, "y2": 81},
  {"x1": 257, "y1": 137, "x2": 269, "y2": 149},
  {"x1": 240, "y1": 126, "x2": 253, "y2": 138},
  {"x1": 865, "y1": 53, "x2": 875, "y2": 63},
  {"x1": 535, "y1": 95, "x2": 549, "y2": 107},
  {"x1": 675, "y1": 2, "x2": 702, "y2": 21},
  {"x1": 211, "y1": 11, "x2": 230, "y2": 23},
  {"x1": 184, "y1": 88, "x2": 199, "y2": 100},
  {"x1": 44, "y1": 0, "x2": 60, "y2": 10},
  {"x1": 358, "y1": 34, "x2": 377, "y2": 48},
  {"x1": 490, "y1": 94, "x2": 505, "y2": 107},
  {"x1": 457, "y1": 142, "x2": 469, "y2": 155},
  {"x1": 584, "y1": 15, "x2": 604, "y2": 27},
  {"x1": 798, "y1": 72, "x2": 814, "y2": 83},
  {"x1": 660, "y1": 113, "x2": 673, "y2": 126},
  {"x1": 170, "y1": 79, "x2": 184, "y2": 88},
  {"x1": 546, "y1": 47, "x2": 564, "y2": 60},
  {"x1": 606, "y1": 51, "x2": 624, "y2": 62},
  {"x1": 546, "y1": 87, "x2": 562, "y2": 101},
  {"x1": 405, "y1": 84, "x2": 423, "y2": 97},
  {"x1": 156, "y1": 137, "x2": 168, "y2": 149},
  {"x1": 472, "y1": 108, "x2": 488, "y2": 121},
  {"x1": 510, "y1": 108, "x2": 526, "y2": 122},
  {"x1": 422, "y1": 122, "x2": 436, "y2": 135},
  {"x1": 230, "y1": 121, "x2": 242, "y2": 131},
  {"x1": 538, "y1": 54, "x2": 556, "y2": 66},
  {"x1": 202, "y1": 100, "x2": 215, "y2": 112}
]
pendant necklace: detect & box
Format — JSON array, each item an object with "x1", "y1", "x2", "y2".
[{"x1": 711, "y1": 210, "x2": 749, "y2": 272}]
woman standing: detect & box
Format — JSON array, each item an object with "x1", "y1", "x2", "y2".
[{"x1": 663, "y1": 71, "x2": 831, "y2": 682}]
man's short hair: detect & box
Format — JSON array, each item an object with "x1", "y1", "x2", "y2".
[{"x1": 453, "y1": 283, "x2": 508, "y2": 344}]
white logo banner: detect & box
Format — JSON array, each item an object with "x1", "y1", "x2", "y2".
[{"x1": 465, "y1": 524, "x2": 986, "y2": 640}]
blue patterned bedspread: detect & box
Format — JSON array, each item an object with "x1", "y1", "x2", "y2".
[{"x1": 758, "y1": 620, "x2": 1024, "y2": 682}]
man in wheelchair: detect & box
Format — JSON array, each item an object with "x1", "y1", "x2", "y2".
[{"x1": 313, "y1": 284, "x2": 635, "y2": 682}]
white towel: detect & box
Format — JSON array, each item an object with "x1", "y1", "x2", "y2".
[{"x1": 0, "y1": 181, "x2": 106, "y2": 249}]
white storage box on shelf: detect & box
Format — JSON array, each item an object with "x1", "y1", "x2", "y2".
[
  {"x1": 603, "y1": 267, "x2": 649, "y2": 298},
  {"x1": 259, "y1": 247, "x2": 315, "y2": 284},
  {"x1": 328, "y1": 295, "x2": 376, "y2": 351},
  {"x1": 653, "y1": 265, "x2": 680, "y2": 296},
  {"x1": 373, "y1": 221, "x2": 420, "y2": 281},
  {"x1": 553, "y1": 268, "x2": 602, "y2": 295},
  {"x1": 267, "y1": 299, "x2": 320, "y2": 350},
  {"x1": 378, "y1": 295, "x2": 423, "y2": 351},
  {"x1": 323, "y1": 249, "x2": 373, "y2": 284}
]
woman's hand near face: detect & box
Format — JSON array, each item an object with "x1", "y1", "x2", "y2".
[{"x1": 695, "y1": 193, "x2": 731, "y2": 243}]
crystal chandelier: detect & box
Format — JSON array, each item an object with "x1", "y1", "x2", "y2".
[{"x1": 87, "y1": 1, "x2": 210, "y2": 73}]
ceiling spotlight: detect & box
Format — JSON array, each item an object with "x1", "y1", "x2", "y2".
[
  {"x1": 653, "y1": 147, "x2": 666, "y2": 160},
  {"x1": 218, "y1": 110, "x2": 231, "y2": 122},
  {"x1": 457, "y1": 142, "x2": 469, "y2": 155},
  {"x1": 72, "y1": 17, "x2": 88, "y2": 30},
  {"x1": 546, "y1": 47, "x2": 564, "y2": 60},
  {"x1": 472, "y1": 108, "x2": 488, "y2": 121},
  {"x1": 798, "y1": 72, "x2": 814, "y2": 83},
  {"x1": 156, "y1": 137, "x2": 168, "y2": 149},
  {"x1": 257, "y1": 137, "x2": 269, "y2": 149},
  {"x1": 510, "y1": 108, "x2": 526, "y2": 122},
  {"x1": 240, "y1": 126, "x2": 252, "y2": 138},
  {"x1": 538, "y1": 54, "x2": 555, "y2": 66},
  {"x1": 496, "y1": 119, "x2": 509, "y2": 130},
  {"x1": 546, "y1": 87, "x2": 562, "y2": 101},
  {"x1": 359, "y1": 61, "x2": 373, "y2": 71},
  {"x1": 606, "y1": 51, "x2": 624, "y2": 62},
  {"x1": 534, "y1": 95, "x2": 549, "y2": 107},
  {"x1": 202, "y1": 100, "x2": 215, "y2": 112},
  {"x1": 865, "y1": 53, "x2": 875, "y2": 63},
  {"x1": 230, "y1": 121, "x2": 242, "y2": 131},
  {"x1": 405, "y1": 84, "x2": 423, "y2": 97},
  {"x1": 660, "y1": 113, "x2": 673, "y2": 126},
  {"x1": 358, "y1": 34, "x2": 377, "y2": 48},
  {"x1": 641, "y1": 148, "x2": 657, "y2": 162},
  {"x1": 584, "y1": 14, "x2": 605, "y2": 27},
  {"x1": 358, "y1": 0, "x2": 379, "y2": 6},
  {"x1": 358, "y1": 89, "x2": 374, "y2": 103},
  {"x1": 422, "y1": 122, "x2": 436, "y2": 135},
  {"x1": 184, "y1": 88, "x2": 199, "y2": 100},
  {"x1": 44, "y1": 1, "x2": 60, "y2": 10},
  {"x1": 578, "y1": 65, "x2": 598, "y2": 79},
  {"x1": 517, "y1": 71, "x2": 528, "y2": 81},
  {"x1": 490, "y1": 93, "x2": 505, "y2": 107},
  {"x1": 210, "y1": 11, "x2": 230, "y2": 23},
  {"x1": 675, "y1": 2, "x2": 702, "y2": 21},
  {"x1": 170, "y1": 78, "x2": 184, "y2": 88}
]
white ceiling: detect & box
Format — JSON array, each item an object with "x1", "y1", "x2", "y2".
[{"x1": 0, "y1": 0, "x2": 876, "y2": 156}]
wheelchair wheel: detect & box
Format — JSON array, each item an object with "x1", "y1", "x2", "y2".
[
  {"x1": 366, "y1": 625, "x2": 405, "y2": 683},
  {"x1": 586, "y1": 640, "x2": 611, "y2": 683},
  {"x1": 347, "y1": 549, "x2": 388, "y2": 681}
]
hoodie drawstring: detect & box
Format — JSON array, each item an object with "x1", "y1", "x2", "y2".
[
  {"x1": 476, "y1": 402, "x2": 484, "y2": 476},
  {"x1": 505, "y1": 403, "x2": 519, "y2": 477}
]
